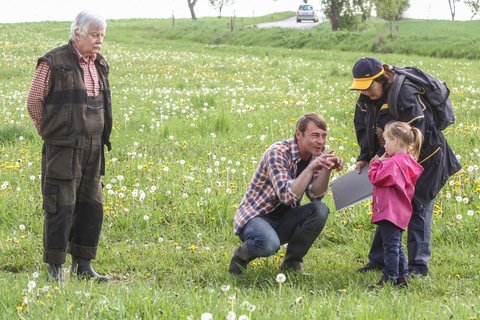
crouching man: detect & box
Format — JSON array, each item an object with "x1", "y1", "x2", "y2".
[{"x1": 229, "y1": 113, "x2": 343, "y2": 275}]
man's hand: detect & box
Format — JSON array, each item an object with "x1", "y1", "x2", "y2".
[
  {"x1": 330, "y1": 155, "x2": 344, "y2": 171},
  {"x1": 355, "y1": 160, "x2": 368, "y2": 173},
  {"x1": 310, "y1": 151, "x2": 343, "y2": 171}
]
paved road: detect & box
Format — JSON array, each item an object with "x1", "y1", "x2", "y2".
[{"x1": 256, "y1": 16, "x2": 322, "y2": 30}]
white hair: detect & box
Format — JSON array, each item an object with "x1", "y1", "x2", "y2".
[{"x1": 70, "y1": 11, "x2": 106, "y2": 40}]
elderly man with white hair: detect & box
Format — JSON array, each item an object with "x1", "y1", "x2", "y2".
[{"x1": 27, "y1": 11, "x2": 112, "y2": 282}]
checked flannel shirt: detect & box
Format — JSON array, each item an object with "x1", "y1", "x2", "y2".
[{"x1": 233, "y1": 138, "x2": 325, "y2": 234}]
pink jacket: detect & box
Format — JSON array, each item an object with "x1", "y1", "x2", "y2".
[{"x1": 368, "y1": 153, "x2": 424, "y2": 230}]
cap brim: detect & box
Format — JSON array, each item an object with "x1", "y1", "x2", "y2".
[
  {"x1": 350, "y1": 68, "x2": 385, "y2": 91},
  {"x1": 350, "y1": 78, "x2": 373, "y2": 91}
]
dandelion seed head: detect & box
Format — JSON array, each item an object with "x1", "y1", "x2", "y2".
[
  {"x1": 456, "y1": 214, "x2": 462, "y2": 220},
  {"x1": 221, "y1": 284, "x2": 231, "y2": 292},
  {"x1": 226, "y1": 311, "x2": 236, "y2": 320},
  {"x1": 276, "y1": 273, "x2": 286, "y2": 283},
  {"x1": 27, "y1": 280, "x2": 36, "y2": 290},
  {"x1": 19, "y1": 224, "x2": 25, "y2": 231},
  {"x1": 201, "y1": 313, "x2": 213, "y2": 320}
]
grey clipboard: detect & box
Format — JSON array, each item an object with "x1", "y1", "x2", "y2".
[{"x1": 329, "y1": 164, "x2": 373, "y2": 211}]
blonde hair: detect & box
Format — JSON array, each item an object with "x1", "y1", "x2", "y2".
[{"x1": 384, "y1": 121, "x2": 423, "y2": 160}]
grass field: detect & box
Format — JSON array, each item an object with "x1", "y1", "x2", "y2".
[{"x1": 0, "y1": 17, "x2": 479, "y2": 319}]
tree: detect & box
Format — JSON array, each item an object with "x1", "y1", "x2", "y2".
[
  {"x1": 320, "y1": 0, "x2": 349, "y2": 31},
  {"x1": 209, "y1": 0, "x2": 235, "y2": 18},
  {"x1": 464, "y1": 0, "x2": 480, "y2": 19},
  {"x1": 447, "y1": 0, "x2": 460, "y2": 20},
  {"x1": 187, "y1": 0, "x2": 198, "y2": 20},
  {"x1": 353, "y1": 0, "x2": 373, "y2": 22},
  {"x1": 374, "y1": 0, "x2": 409, "y2": 38}
]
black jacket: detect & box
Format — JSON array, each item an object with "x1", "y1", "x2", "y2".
[{"x1": 354, "y1": 76, "x2": 461, "y2": 206}]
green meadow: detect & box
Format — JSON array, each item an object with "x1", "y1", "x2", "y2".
[{"x1": 0, "y1": 16, "x2": 479, "y2": 319}]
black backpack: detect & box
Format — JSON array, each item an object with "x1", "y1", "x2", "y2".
[{"x1": 387, "y1": 66, "x2": 455, "y2": 130}]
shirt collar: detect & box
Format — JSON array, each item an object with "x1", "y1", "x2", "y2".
[
  {"x1": 72, "y1": 41, "x2": 97, "y2": 62},
  {"x1": 289, "y1": 138, "x2": 302, "y2": 163}
]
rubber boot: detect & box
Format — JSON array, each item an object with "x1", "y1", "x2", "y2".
[
  {"x1": 47, "y1": 264, "x2": 64, "y2": 282},
  {"x1": 228, "y1": 242, "x2": 254, "y2": 275},
  {"x1": 396, "y1": 276, "x2": 409, "y2": 288},
  {"x1": 280, "y1": 226, "x2": 319, "y2": 272},
  {"x1": 72, "y1": 256, "x2": 109, "y2": 282}
]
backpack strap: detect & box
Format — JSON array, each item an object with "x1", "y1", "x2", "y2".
[{"x1": 387, "y1": 73, "x2": 406, "y2": 120}]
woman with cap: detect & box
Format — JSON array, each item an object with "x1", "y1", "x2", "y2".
[{"x1": 350, "y1": 57, "x2": 461, "y2": 277}]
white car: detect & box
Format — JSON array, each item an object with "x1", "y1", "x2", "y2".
[{"x1": 296, "y1": 4, "x2": 319, "y2": 23}]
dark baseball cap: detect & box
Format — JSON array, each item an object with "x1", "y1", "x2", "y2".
[{"x1": 350, "y1": 57, "x2": 385, "y2": 90}]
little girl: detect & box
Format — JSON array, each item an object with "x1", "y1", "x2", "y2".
[{"x1": 368, "y1": 121, "x2": 424, "y2": 288}]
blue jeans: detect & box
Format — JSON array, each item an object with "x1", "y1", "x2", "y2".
[
  {"x1": 239, "y1": 201, "x2": 329, "y2": 259},
  {"x1": 377, "y1": 221, "x2": 407, "y2": 281},
  {"x1": 367, "y1": 199, "x2": 434, "y2": 275}
]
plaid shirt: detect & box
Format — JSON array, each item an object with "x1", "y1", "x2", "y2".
[
  {"x1": 233, "y1": 138, "x2": 325, "y2": 234},
  {"x1": 27, "y1": 42, "x2": 99, "y2": 133}
]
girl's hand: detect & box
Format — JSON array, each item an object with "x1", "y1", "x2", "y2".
[{"x1": 379, "y1": 152, "x2": 389, "y2": 161}]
